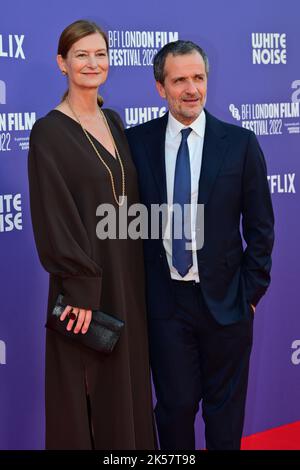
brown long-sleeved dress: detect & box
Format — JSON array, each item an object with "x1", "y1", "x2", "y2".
[{"x1": 28, "y1": 108, "x2": 156, "y2": 450}]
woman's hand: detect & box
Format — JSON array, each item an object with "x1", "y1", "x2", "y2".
[{"x1": 60, "y1": 306, "x2": 92, "y2": 334}]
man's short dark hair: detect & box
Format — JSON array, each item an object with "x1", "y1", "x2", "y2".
[{"x1": 153, "y1": 40, "x2": 209, "y2": 84}]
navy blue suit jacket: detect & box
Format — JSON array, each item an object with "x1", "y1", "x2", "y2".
[{"x1": 125, "y1": 111, "x2": 274, "y2": 325}]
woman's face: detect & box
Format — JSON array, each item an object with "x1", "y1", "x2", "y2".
[{"x1": 58, "y1": 32, "x2": 109, "y2": 91}]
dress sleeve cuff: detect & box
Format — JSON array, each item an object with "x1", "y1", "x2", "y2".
[{"x1": 62, "y1": 275, "x2": 102, "y2": 310}]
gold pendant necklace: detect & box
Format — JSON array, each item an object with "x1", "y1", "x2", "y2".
[{"x1": 66, "y1": 98, "x2": 126, "y2": 207}]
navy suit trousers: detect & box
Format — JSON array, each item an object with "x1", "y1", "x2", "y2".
[{"x1": 148, "y1": 280, "x2": 253, "y2": 450}]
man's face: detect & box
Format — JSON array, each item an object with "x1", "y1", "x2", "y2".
[{"x1": 156, "y1": 51, "x2": 207, "y2": 125}]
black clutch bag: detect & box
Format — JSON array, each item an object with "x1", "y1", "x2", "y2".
[{"x1": 46, "y1": 294, "x2": 124, "y2": 354}]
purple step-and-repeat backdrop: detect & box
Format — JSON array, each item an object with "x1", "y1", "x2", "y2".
[{"x1": 1, "y1": 0, "x2": 299, "y2": 449}]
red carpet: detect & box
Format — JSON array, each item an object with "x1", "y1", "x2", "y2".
[{"x1": 241, "y1": 421, "x2": 300, "y2": 450}]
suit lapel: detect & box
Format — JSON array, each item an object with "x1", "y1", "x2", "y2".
[
  {"x1": 198, "y1": 111, "x2": 229, "y2": 204},
  {"x1": 143, "y1": 110, "x2": 228, "y2": 205},
  {"x1": 144, "y1": 113, "x2": 168, "y2": 204}
]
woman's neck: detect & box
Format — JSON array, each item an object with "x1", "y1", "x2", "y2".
[{"x1": 66, "y1": 89, "x2": 99, "y2": 118}]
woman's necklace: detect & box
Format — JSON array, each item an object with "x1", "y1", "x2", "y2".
[{"x1": 66, "y1": 98, "x2": 126, "y2": 207}]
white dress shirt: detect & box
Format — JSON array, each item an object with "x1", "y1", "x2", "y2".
[{"x1": 163, "y1": 110, "x2": 206, "y2": 282}]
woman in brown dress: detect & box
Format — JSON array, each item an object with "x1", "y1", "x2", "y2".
[{"x1": 28, "y1": 20, "x2": 155, "y2": 450}]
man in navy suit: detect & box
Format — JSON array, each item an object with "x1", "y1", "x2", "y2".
[{"x1": 125, "y1": 40, "x2": 274, "y2": 450}]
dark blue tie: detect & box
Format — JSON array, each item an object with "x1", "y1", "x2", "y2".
[{"x1": 172, "y1": 127, "x2": 193, "y2": 277}]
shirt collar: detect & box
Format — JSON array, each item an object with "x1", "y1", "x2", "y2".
[{"x1": 167, "y1": 109, "x2": 206, "y2": 139}]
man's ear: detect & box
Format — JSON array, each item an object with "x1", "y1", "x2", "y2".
[{"x1": 156, "y1": 81, "x2": 166, "y2": 99}]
